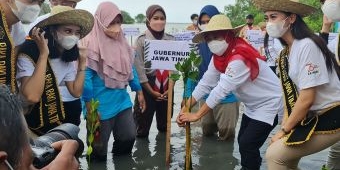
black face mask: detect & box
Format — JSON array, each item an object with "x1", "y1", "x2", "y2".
[{"x1": 247, "y1": 22, "x2": 253, "y2": 26}]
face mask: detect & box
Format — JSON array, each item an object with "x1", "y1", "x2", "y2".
[
  {"x1": 56, "y1": 32, "x2": 79, "y2": 50},
  {"x1": 266, "y1": 17, "x2": 289, "y2": 38},
  {"x1": 208, "y1": 40, "x2": 228, "y2": 56},
  {"x1": 198, "y1": 24, "x2": 207, "y2": 31},
  {"x1": 192, "y1": 19, "x2": 198, "y2": 25},
  {"x1": 9, "y1": 0, "x2": 41, "y2": 24},
  {"x1": 96, "y1": 16, "x2": 121, "y2": 39},
  {"x1": 149, "y1": 19, "x2": 166, "y2": 32},
  {"x1": 322, "y1": 0, "x2": 340, "y2": 21}
]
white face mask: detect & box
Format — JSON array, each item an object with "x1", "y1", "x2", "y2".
[
  {"x1": 57, "y1": 32, "x2": 79, "y2": 50},
  {"x1": 208, "y1": 40, "x2": 228, "y2": 56},
  {"x1": 10, "y1": 0, "x2": 41, "y2": 24},
  {"x1": 266, "y1": 17, "x2": 289, "y2": 38},
  {"x1": 198, "y1": 24, "x2": 207, "y2": 31},
  {"x1": 322, "y1": 0, "x2": 340, "y2": 21}
]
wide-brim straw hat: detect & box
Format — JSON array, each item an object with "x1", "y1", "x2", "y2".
[
  {"x1": 29, "y1": 5, "x2": 94, "y2": 38},
  {"x1": 252, "y1": 0, "x2": 317, "y2": 17},
  {"x1": 192, "y1": 14, "x2": 244, "y2": 43}
]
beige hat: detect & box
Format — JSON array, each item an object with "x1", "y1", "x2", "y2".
[
  {"x1": 192, "y1": 14, "x2": 244, "y2": 43},
  {"x1": 30, "y1": 5, "x2": 94, "y2": 38},
  {"x1": 252, "y1": 0, "x2": 317, "y2": 17}
]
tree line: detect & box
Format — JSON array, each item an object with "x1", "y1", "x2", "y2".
[
  {"x1": 39, "y1": 0, "x2": 326, "y2": 30},
  {"x1": 224, "y1": 0, "x2": 326, "y2": 32}
]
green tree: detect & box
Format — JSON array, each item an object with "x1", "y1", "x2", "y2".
[
  {"x1": 224, "y1": 0, "x2": 262, "y2": 27},
  {"x1": 300, "y1": 0, "x2": 324, "y2": 32},
  {"x1": 135, "y1": 13, "x2": 146, "y2": 23},
  {"x1": 121, "y1": 10, "x2": 135, "y2": 24},
  {"x1": 224, "y1": 0, "x2": 323, "y2": 32},
  {"x1": 39, "y1": 2, "x2": 51, "y2": 16}
]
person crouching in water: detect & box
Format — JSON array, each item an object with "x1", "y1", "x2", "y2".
[{"x1": 176, "y1": 14, "x2": 283, "y2": 170}]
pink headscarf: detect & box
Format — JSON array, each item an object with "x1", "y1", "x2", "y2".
[{"x1": 84, "y1": 1, "x2": 133, "y2": 88}]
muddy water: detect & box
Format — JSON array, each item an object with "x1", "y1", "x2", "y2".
[{"x1": 78, "y1": 82, "x2": 330, "y2": 170}]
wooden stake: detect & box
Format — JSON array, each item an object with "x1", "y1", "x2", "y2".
[{"x1": 165, "y1": 74, "x2": 174, "y2": 167}]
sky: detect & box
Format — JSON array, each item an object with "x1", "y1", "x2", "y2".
[{"x1": 76, "y1": 0, "x2": 236, "y2": 23}]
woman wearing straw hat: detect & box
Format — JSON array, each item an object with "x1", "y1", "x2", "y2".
[
  {"x1": 176, "y1": 14, "x2": 283, "y2": 170},
  {"x1": 253, "y1": 0, "x2": 340, "y2": 169},
  {"x1": 16, "y1": 6, "x2": 94, "y2": 135}
]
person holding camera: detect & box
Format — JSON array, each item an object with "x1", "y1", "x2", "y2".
[
  {"x1": 0, "y1": 85, "x2": 79, "y2": 170},
  {"x1": 16, "y1": 6, "x2": 94, "y2": 136}
]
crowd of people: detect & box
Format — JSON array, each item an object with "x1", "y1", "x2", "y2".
[{"x1": 0, "y1": 0, "x2": 340, "y2": 169}]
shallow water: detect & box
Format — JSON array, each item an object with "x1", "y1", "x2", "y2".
[{"x1": 77, "y1": 81, "x2": 330, "y2": 170}]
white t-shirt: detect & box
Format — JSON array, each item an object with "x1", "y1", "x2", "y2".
[
  {"x1": 192, "y1": 57, "x2": 283, "y2": 125},
  {"x1": 289, "y1": 38, "x2": 340, "y2": 111},
  {"x1": 11, "y1": 22, "x2": 26, "y2": 46},
  {"x1": 16, "y1": 56, "x2": 77, "y2": 101}
]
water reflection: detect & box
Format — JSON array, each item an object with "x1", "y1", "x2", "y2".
[
  {"x1": 132, "y1": 133, "x2": 167, "y2": 169},
  {"x1": 197, "y1": 136, "x2": 238, "y2": 170}
]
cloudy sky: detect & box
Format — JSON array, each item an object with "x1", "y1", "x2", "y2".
[{"x1": 76, "y1": 0, "x2": 235, "y2": 23}]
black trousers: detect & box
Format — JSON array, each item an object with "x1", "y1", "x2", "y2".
[
  {"x1": 237, "y1": 114, "x2": 278, "y2": 170},
  {"x1": 133, "y1": 87, "x2": 172, "y2": 138},
  {"x1": 62, "y1": 99, "x2": 82, "y2": 126}
]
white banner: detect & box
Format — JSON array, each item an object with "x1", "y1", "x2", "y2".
[
  {"x1": 144, "y1": 40, "x2": 195, "y2": 70},
  {"x1": 173, "y1": 31, "x2": 196, "y2": 41},
  {"x1": 246, "y1": 30, "x2": 276, "y2": 52},
  {"x1": 329, "y1": 32, "x2": 339, "y2": 43},
  {"x1": 246, "y1": 30, "x2": 265, "y2": 51},
  {"x1": 123, "y1": 27, "x2": 140, "y2": 36}
]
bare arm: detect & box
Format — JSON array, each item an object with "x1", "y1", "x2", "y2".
[
  {"x1": 20, "y1": 28, "x2": 49, "y2": 103},
  {"x1": 270, "y1": 87, "x2": 316, "y2": 144},
  {"x1": 65, "y1": 41, "x2": 87, "y2": 98},
  {"x1": 282, "y1": 87, "x2": 316, "y2": 132}
]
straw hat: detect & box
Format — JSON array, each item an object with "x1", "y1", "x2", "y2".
[
  {"x1": 252, "y1": 0, "x2": 317, "y2": 17},
  {"x1": 29, "y1": 6, "x2": 94, "y2": 38},
  {"x1": 192, "y1": 14, "x2": 243, "y2": 43}
]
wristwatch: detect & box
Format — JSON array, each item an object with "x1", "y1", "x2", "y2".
[{"x1": 281, "y1": 126, "x2": 290, "y2": 135}]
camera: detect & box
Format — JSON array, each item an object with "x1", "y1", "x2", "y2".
[{"x1": 30, "y1": 123, "x2": 84, "y2": 169}]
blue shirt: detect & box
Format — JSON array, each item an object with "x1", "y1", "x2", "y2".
[
  {"x1": 183, "y1": 78, "x2": 237, "y2": 103},
  {"x1": 82, "y1": 67, "x2": 141, "y2": 120},
  {"x1": 183, "y1": 5, "x2": 238, "y2": 103}
]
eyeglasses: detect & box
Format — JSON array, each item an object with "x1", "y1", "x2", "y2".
[{"x1": 4, "y1": 160, "x2": 14, "y2": 170}]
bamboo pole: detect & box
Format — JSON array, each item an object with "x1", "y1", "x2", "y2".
[
  {"x1": 184, "y1": 106, "x2": 192, "y2": 170},
  {"x1": 165, "y1": 74, "x2": 174, "y2": 167}
]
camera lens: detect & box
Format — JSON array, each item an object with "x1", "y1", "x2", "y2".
[{"x1": 31, "y1": 123, "x2": 84, "y2": 157}]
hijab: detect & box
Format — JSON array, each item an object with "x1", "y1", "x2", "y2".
[
  {"x1": 85, "y1": 2, "x2": 133, "y2": 88},
  {"x1": 145, "y1": 5, "x2": 166, "y2": 40}
]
